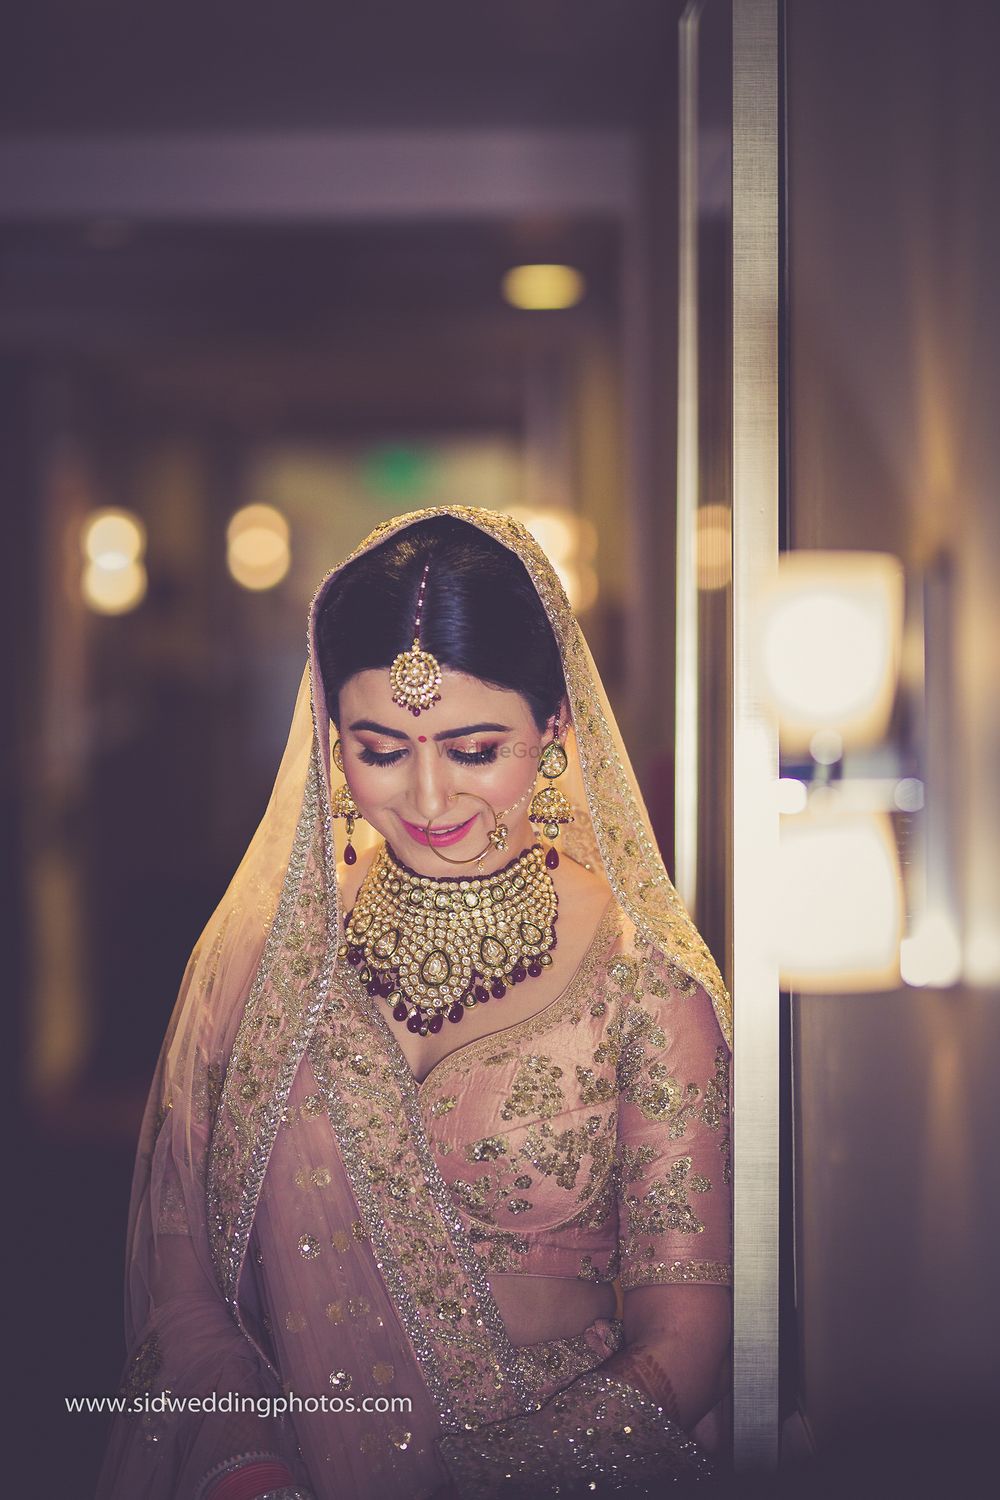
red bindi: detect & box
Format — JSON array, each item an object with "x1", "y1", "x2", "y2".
[{"x1": 417, "y1": 734, "x2": 427, "y2": 742}]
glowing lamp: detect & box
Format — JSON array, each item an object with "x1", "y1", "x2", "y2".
[{"x1": 757, "y1": 551, "x2": 904, "y2": 754}]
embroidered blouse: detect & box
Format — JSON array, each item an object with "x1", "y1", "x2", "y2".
[{"x1": 418, "y1": 901, "x2": 732, "y2": 1290}]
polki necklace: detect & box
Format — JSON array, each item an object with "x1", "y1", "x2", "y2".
[{"x1": 339, "y1": 840, "x2": 558, "y2": 1035}]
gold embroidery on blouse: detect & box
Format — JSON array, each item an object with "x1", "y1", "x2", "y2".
[
  {"x1": 700, "y1": 1046, "x2": 731, "y2": 1130},
  {"x1": 575, "y1": 1064, "x2": 617, "y2": 1106},
  {"x1": 625, "y1": 1155, "x2": 707, "y2": 1238},
  {"x1": 499, "y1": 1055, "x2": 566, "y2": 1122},
  {"x1": 523, "y1": 1116, "x2": 616, "y2": 1195},
  {"x1": 468, "y1": 1227, "x2": 531, "y2": 1272},
  {"x1": 607, "y1": 957, "x2": 639, "y2": 995},
  {"x1": 626, "y1": 1062, "x2": 703, "y2": 1136},
  {"x1": 620, "y1": 1258, "x2": 733, "y2": 1290},
  {"x1": 467, "y1": 1136, "x2": 509, "y2": 1162},
  {"x1": 450, "y1": 1174, "x2": 498, "y2": 1221}
]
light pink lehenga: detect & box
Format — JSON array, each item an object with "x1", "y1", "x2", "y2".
[{"x1": 96, "y1": 507, "x2": 733, "y2": 1500}]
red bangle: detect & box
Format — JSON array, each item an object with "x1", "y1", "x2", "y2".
[{"x1": 207, "y1": 1460, "x2": 294, "y2": 1500}]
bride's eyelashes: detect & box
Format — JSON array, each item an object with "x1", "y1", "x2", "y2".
[
  {"x1": 449, "y1": 744, "x2": 500, "y2": 768},
  {"x1": 359, "y1": 744, "x2": 407, "y2": 768},
  {"x1": 357, "y1": 744, "x2": 500, "y2": 769}
]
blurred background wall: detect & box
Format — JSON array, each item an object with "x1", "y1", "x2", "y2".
[
  {"x1": 785, "y1": 0, "x2": 1000, "y2": 1464},
  {"x1": 1, "y1": 5, "x2": 687, "y2": 1494}
]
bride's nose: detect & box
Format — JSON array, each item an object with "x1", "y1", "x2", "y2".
[{"x1": 409, "y1": 747, "x2": 458, "y2": 826}]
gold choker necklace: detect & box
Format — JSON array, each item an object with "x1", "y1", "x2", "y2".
[{"x1": 339, "y1": 841, "x2": 559, "y2": 1036}]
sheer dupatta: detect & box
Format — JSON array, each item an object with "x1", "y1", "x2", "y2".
[{"x1": 98, "y1": 506, "x2": 732, "y2": 1500}]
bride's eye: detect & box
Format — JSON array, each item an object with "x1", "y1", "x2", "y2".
[
  {"x1": 358, "y1": 746, "x2": 406, "y2": 767},
  {"x1": 448, "y1": 744, "x2": 499, "y2": 766}
]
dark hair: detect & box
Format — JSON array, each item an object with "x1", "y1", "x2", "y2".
[{"x1": 316, "y1": 515, "x2": 567, "y2": 733}]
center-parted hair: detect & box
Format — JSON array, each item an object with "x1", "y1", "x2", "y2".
[{"x1": 316, "y1": 515, "x2": 567, "y2": 733}]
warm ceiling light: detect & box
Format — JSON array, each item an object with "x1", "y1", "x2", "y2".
[
  {"x1": 227, "y1": 503, "x2": 291, "y2": 591},
  {"x1": 756, "y1": 551, "x2": 904, "y2": 754},
  {"x1": 501, "y1": 264, "x2": 586, "y2": 311}
]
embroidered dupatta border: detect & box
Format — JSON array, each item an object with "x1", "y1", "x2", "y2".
[
  {"x1": 307, "y1": 993, "x2": 539, "y2": 1431},
  {"x1": 207, "y1": 746, "x2": 334, "y2": 1307}
]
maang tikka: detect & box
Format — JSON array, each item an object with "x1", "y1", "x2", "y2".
[
  {"x1": 528, "y1": 718, "x2": 574, "y2": 869},
  {"x1": 389, "y1": 560, "x2": 443, "y2": 716}
]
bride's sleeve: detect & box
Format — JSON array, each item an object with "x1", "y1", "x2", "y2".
[
  {"x1": 614, "y1": 957, "x2": 732, "y2": 1294},
  {"x1": 96, "y1": 1034, "x2": 314, "y2": 1500},
  {"x1": 436, "y1": 956, "x2": 733, "y2": 1498}
]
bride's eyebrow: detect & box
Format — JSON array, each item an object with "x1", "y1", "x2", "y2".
[
  {"x1": 431, "y1": 717, "x2": 512, "y2": 735},
  {"x1": 347, "y1": 717, "x2": 512, "y2": 741},
  {"x1": 350, "y1": 714, "x2": 413, "y2": 738}
]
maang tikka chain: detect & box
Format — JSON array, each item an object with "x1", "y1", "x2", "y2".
[{"x1": 389, "y1": 560, "x2": 443, "y2": 716}]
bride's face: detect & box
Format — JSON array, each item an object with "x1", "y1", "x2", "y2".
[{"x1": 337, "y1": 666, "x2": 560, "y2": 877}]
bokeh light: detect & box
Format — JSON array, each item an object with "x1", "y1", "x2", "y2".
[
  {"x1": 80, "y1": 508, "x2": 147, "y2": 614},
  {"x1": 501, "y1": 264, "x2": 586, "y2": 311},
  {"x1": 227, "y1": 504, "x2": 291, "y2": 591},
  {"x1": 82, "y1": 560, "x2": 148, "y2": 615}
]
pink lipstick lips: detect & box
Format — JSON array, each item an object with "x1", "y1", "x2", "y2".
[{"x1": 399, "y1": 814, "x2": 476, "y2": 847}]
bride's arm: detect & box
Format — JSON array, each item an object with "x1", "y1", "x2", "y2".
[{"x1": 603, "y1": 1281, "x2": 731, "y2": 1430}]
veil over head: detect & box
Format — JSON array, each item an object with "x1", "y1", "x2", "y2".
[{"x1": 100, "y1": 505, "x2": 730, "y2": 1500}]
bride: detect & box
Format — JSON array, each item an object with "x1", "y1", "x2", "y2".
[{"x1": 97, "y1": 507, "x2": 732, "y2": 1500}]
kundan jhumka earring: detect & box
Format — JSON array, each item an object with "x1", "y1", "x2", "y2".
[
  {"x1": 389, "y1": 560, "x2": 443, "y2": 716},
  {"x1": 331, "y1": 737, "x2": 364, "y2": 865},
  {"x1": 528, "y1": 721, "x2": 573, "y2": 869}
]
